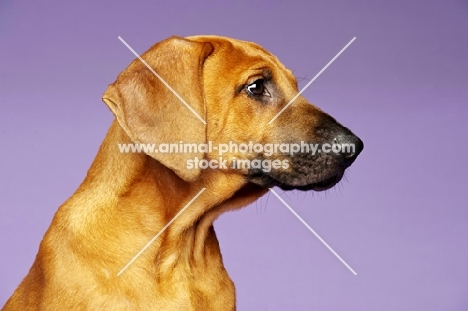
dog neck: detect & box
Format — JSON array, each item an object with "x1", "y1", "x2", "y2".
[{"x1": 54, "y1": 120, "x2": 266, "y2": 303}]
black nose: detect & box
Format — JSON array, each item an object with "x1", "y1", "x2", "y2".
[{"x1": 334, "y1": 133, "x2": 364, "y2": 167}]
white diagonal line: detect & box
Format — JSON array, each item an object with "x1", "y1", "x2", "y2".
[
  {"x1": 117, "y1": 36, "x2": 207, "y2": 125},
  {"x1": 269, "y1": 188, "x2": 357, "y2": 275},
  {"x1": 117, "y1": 188, "x2": 206, "y2": 276},
  {"x1": 268, "y1": 37, "x2": 356, "y2": 124}
]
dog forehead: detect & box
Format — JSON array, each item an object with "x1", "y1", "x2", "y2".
[
  {"x1": 187, "y1": 35, "x2": 295, "y2": 82},
  {"x1": 187, "y1": 34, "x2": 259, "y2": 48}
]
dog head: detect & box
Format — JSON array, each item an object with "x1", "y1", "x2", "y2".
[{"x1": 103, "y1": 35, "x2": 363, "y2": 191}]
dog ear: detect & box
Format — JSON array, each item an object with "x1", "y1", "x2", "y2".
[{"x1": 102, "y1": 37, "x2": 213, "y2": 182}]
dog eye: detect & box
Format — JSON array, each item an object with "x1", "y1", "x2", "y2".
[{"x1": 246, "y1": 79, "x2": 270, "y2": 97}]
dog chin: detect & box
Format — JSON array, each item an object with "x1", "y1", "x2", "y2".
[{"x1": 247, "y1": 171, "x2": 344, "y2": 192}]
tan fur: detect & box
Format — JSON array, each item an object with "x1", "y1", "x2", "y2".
[{"x1": 3, "y1": 35, "x2": 358, "y2": 310}]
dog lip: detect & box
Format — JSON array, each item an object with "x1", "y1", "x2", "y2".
[
  {"x1": 248, "y1": 171, "x2": 343, "y2": 192},
  {"x1": 308, "y1": 173, "x2": 342, "y2": 191},
  {"x1": 281, "y1": 173, "x2": 342, "y2": 191}
]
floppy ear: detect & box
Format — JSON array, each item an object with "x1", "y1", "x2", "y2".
[{"x1": 102, "y1": 36, "x2": 213, "y2": 182}]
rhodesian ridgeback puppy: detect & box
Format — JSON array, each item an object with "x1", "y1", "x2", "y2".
[{"x1": 3, "y1": 35, "x2": 363, "y2": 310}]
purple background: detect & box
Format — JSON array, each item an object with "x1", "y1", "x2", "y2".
[{"x1": 1, "y1": 0, "x2": 467, "y2": 309}]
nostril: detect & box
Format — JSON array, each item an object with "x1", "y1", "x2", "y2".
[
  {"x1": 334, "y1": 134, "x2": 364, "y2": 166},
  {"x1": 343, "y1": 150, "x2": 357, "y2": 166},
  {"x1": 345, "y1": 151, "x2": 356, "y2": 160}
]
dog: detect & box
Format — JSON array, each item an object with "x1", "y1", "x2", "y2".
[{"x1": 3, "y1": 35, "x2": 363, "y2": 310}]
